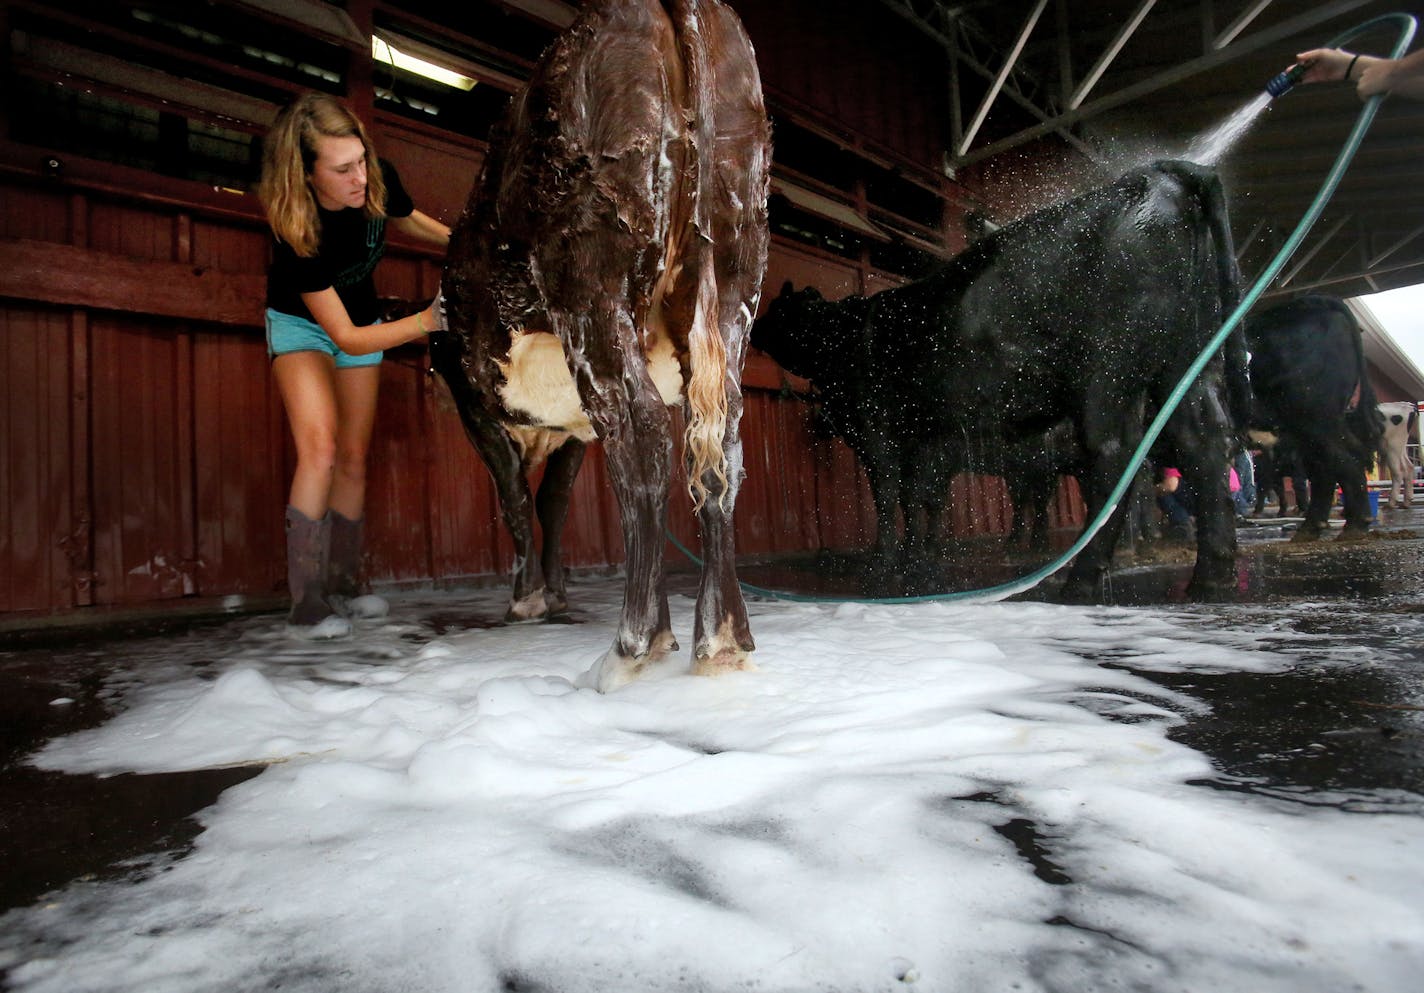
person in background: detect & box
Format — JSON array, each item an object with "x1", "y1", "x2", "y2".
[
  {"x1": 1295, "y1": 46, "x2": 1424, "y2": 100},
  {"x1": 1156, "y1": 466, "x2": 1196, "y2": 542},
  {"x1": 258, "y1": 92, "x2": 450, "y2": 638},
  {"x1": 1232, "y1": 447, "x2": 1256, "y2": 519},
  {"x1": 1157, "y1": 461, "x2": 1250, "y2": 540}
]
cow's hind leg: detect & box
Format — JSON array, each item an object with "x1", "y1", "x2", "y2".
[
  {"x1": 535, "y1": 439, "x2": 587, "y2": 614},
  {"x1": 1059, "y1": 411, "x2": 1137, "y2": 601},
  {"x1": 436, "y1": 369, "x2": 550, "y2": 622},
  {"x1": 1293, "y1": 460, "x2": 1336, "y2": 543},
  {"x1": 563, "y1": 304, "x2": 678, "y2": 692},
  {"x1": 1330, "y1": 439, "x2": 1373, "y2": 541},
  {"x1": 1180, "y1": 454, "x2": 1237, "y2": 597},
  {"x1": 688, "y1": 413, "x2": 755, "y2": 678},
  {"x1": 1058, "y1": 456, "x2": 1134, "y2": 601},
  {"x1": 683, "y1": 0, "x2": 766, "y2": 675}
]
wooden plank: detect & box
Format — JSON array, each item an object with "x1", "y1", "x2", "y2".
[{"x1": 0, "y1": 238, "x2": 265, "y2": 327}]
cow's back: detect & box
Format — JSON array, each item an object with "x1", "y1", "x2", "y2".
[{"x1": 941, "y1": 161, "x2": 1240, "y2": 432}]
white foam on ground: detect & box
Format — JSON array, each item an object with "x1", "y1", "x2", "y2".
[{"x1": 2, "y1": 580, "x2": 1420, "y2": 992}]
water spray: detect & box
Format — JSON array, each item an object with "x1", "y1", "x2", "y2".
[{"x1": 1263, "y1": 61, "x2": 1309, "y2": 99}]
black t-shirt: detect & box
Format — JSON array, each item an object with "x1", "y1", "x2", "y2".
[{"x1": 265, "y1": 158, "x2": 414, "y2": 326}]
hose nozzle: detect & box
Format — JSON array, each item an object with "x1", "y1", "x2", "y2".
[{"x1": 1265, "y1": 62, "x2": 1308, "y2": 98}]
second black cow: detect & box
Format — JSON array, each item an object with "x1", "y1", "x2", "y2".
[
  {"x1": 751, "y1": 159, "x2": 1249, "y2": 600},
  {"x1": 1245, "y1": 295, "x2": 1383, "y2": 541}
]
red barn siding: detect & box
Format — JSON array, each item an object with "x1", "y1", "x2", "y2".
[
  {"x1": 192, "y1": 326, "x2": 287, "y2": 597},
  {"x1": 1, "y1": 307, "x2": 77, "y2": 613},
  {"x1": 87, "y1": 316, "x2": 190, "y2": 603}
]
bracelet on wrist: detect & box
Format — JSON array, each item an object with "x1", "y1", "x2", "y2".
[
  {"x1": 1346, "y1": 54, "x2": 1361, "y2": 80},
  {"x1": 416, "y1": 310, "x2": 427, "y2": 335}
]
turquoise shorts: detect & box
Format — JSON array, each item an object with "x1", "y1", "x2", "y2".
[{"x1": 265, "y1": 309, "x2": 382, "y2": 368}]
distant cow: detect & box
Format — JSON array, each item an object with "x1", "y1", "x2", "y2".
[
  {"x1": 751, "y1": 160, "x2": 1248, "y2": 600},
  {"x1": 1245, "y1": 295, "x2": 1383, "y2": 540},
  {"x1": 429, "y1": 0, "x2": 771, "y2": 691},
  {"x1": 1377, "y1": 400, "x2": 1418, "y2": 508},
  {"x1": 1250, "y1": 439, "x2": 1309, "y2": 517}
]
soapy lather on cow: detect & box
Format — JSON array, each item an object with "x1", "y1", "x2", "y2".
[{"x1": 429, "y1": 0, "x2": 771, "y2": 692}]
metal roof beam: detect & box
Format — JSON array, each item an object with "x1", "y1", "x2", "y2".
[
  {"x1": 878, "y1": 0, "x2": 1094, "y2": 162},
  {"x1": 1212, "y1": 0, "x2": 1277, "y2": 50},
  {"x1": 953, "y1": 0, "x2": 1378, "y2": 167},
  {"x1": 956, "y1": 0, "x2": 1050, "y2": 157},
  {"x1": 1368, "y1": 222, "x2": 1424, "y2": 268},
  {"x1": 1275, "y1": 213, "x2": 1352, "y2": 289},
  {"x1": 949, "y1": 37, "x2": 1101, "y2": 164},
  {"x1": 1265, "y1": 255, "x2": 1424, "y2": 297},
  {"x1": 1068, "y1": 0, "x2": 1158, "y2": 110}
]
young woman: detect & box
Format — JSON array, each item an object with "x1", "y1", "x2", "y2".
[{"x1": 258, "y1": 91, "x2": 449, "y2": 637}]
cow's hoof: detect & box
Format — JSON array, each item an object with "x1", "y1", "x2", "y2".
[
  {"x1": 1289, "y1": 528, "x2": 1322, "y2": 544},
  {"x1": 505, "y1": 589, "x2": 550, "y2": 623},
  {"x1": 578, "y1": 649, "x2": 670, "y2": 693},
  {"x1": 651, "y1": 629, "x2": 680, "y2": 656},
  {"x1": 1336, "y1": 526, "x2": 1371, "y2": 543},
  {"x1": 1055, "y1": 578, "x2": 1102, "y2": 604},
  {"x1": 691, "y1": 647, "x2": 757, "y2": 677}
]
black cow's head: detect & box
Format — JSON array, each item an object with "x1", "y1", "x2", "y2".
[{"x1": 749, "y1": 281, "x2": 830, "y2": 380}]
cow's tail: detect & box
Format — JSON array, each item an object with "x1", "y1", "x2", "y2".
[
  {"x1": 673, "y1": 0, "x2": 732, "y2": 513},
  {"x1": 1156, "y1": 160, "x2": 1251, "y2": 435}
]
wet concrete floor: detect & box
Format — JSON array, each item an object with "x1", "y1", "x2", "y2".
[{"x1": 2, "y1": 503, "x2": 1421, "y2": 920}]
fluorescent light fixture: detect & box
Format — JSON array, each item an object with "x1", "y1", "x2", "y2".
[{"x1": 372, "y1": 36, "x2": 476, "y2": 91}]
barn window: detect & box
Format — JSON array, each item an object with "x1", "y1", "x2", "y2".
[
  {"x1": 369, "y1": 17, "x2": 525, "y2": 141},
  {"x1": 765, "y1": 109, "x2": 951, "y2": 275},
  {"x1": 865, "y1": 163, "x2": 944, "y2": 233},
  {"x1": 5, "y1": 1, "x2": 352, "y2": 188},
  {"x1": 769, "y1": 195, "x2": 865, "y2": 261},
  {"x1": 8, "y1": 75, "x2": 260, "y2": 189},
  {"x1": 770, "y1": 118, "x2": 860, "y2": 194}
]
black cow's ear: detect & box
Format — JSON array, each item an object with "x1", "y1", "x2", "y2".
[{"x1": 780, "y1": 280, "x2": 794, "y2": 296}]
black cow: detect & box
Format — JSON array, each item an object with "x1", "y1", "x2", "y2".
[
  {"x1": 429, "y1": 0, "x2": 771, "y2": 691},
  {"x1": 751, "y1": 159, "x2": 1249, "y2": 600},
  {"x1": 1003, "y1": 420, "x2": 1084, "y2": 553},
  {"x1": 1245, "y1": 295, "x2": 1383, "y2": 541}
]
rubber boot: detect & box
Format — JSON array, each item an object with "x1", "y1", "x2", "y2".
[
  {"x1": 285, "y1": 506, "x2": 351, "y2": 639},
  {"x1": 327, "y1": 511, "x2": 389, "y2": 620}
]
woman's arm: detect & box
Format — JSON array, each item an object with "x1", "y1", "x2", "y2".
[
  {"x1": 393, "y1": 209, "x2": 452, "y2": 248},
  {"x1": 303, "y1": 287, "x2": 443, "y2": 355},
  {"x1": 1296, "y1": 46, "x2": 1424, "y2": 99}
]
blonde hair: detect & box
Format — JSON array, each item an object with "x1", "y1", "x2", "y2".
[{"x1": 257, "y1": 92, "x2": 388, "y2": 257}]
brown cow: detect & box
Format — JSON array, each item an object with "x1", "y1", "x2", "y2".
[{"x1": 430, "y1": 0, "x2": 771, "y2": 691}]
